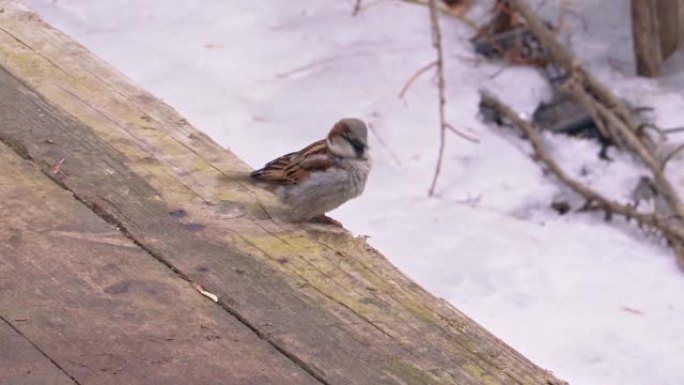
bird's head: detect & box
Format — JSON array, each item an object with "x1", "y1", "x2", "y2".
[{"x1": 327, "y1": 118, "x2": 369, "y2": 160}]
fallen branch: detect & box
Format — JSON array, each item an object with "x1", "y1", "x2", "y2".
[
  {"x1": 490, "y1": 0, "x2": 684, "y2": 266},
  {"x1": 505, "y1": 0, "x2": 645, "y2": 140},
  {"x1": 481, "y1": 92, "x2": 684, "y2": 268}
]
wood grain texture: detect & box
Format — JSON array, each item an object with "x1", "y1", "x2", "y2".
[
  {"x1": 0, "y1": 2, "x2": 566, "y2": 384},
  {"x1": 0, "y1": 319, "x2": 76, "y2": 385},
  {"x1": 0, "y1": 144, "x2": 320, "y2": 385}
]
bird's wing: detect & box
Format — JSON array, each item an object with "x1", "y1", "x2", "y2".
[{"x1": 250, "y1": 139, "x2": 335, "y2": 185}]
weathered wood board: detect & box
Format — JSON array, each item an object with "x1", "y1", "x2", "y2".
[
  {"x1": 0, "y1": 319, "x2": 76, "y2": 385},
  {"x1": 0, "y1": 2, "x2": 567, "y2": 384},
  {"x1": 0, "y1": 142, "x2": 319, "y2": 385}
]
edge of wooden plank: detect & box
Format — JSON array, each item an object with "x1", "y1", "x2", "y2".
[{"x1": 0, "y1": 317, "x2": 77, "y2": 385}]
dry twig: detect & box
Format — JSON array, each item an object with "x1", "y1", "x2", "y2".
[
  {"x1": 427, "y1": 0, "x2": 447, "y2": 196},
  {"x1": 481, "y1": 92, "x2": 684, "y2": 266},
  {"x1": 498, "y1": 0, "x2": 684, "y2": 265},
  {"x1": 660, "y1": 144, "x2": 684, "y2": 172},
  {"x1": 423, "y1": 0, "x2": 481, "y2": 196},
  {"x1": 663, "y1": 127, "x2": 684, "y2": 135},
  {"x1": 399, "y1": 60, "x2": 437, "y2": 99},
  {"x1": 446, "y1": 123, "x2": 479, "y2": 143}
]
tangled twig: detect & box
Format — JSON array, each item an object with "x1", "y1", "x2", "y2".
[
  {"x1": 481, "y1": 93, "x2": 684, "y2": 258},
  {"x1": 661, "y1": 144, "x2": 684, "y2": 172},
  {"x1": 496, "y1": 0, "x2": 684, "y2": 267}
]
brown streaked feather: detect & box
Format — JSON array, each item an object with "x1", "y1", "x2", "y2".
[{"x1": 250, "y1": 139, "x2": 336, "y2": 185}]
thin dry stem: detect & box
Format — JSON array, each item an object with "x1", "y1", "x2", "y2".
[
  {"x1": 425, "y1": 0, "x2": 479, "y2": 195},
  {"x1": 399, "y1": 60, "x2": 437, "y2": 99},
  {"x1": 663, "y1": 127, "x2": 684, "y2": 134},
  {"x1": 428, "y1": 0, "x2": 447, "y2": 196},
  {"x1": 660, "y1": 143, "x2": 684, "y2": 172},
  {"x1": 446, "y1": 123, "x2": 480, "y2": 143}
]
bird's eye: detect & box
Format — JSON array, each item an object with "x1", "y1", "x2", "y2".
[{"x1": 344, "y1": 137, "x2": 365, "y2": 156}]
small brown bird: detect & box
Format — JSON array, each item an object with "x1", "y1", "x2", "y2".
[{"x1": 251, "y1": 118, "x2": 371, "y2": 225}]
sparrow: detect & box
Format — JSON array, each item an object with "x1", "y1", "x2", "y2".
[{"x1": 250, "y1": 118, "x2": 371, "y2": 225}]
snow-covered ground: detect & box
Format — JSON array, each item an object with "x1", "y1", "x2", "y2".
[{"x1": 20, "y1": 1, "x2": 684, "y2": 384}]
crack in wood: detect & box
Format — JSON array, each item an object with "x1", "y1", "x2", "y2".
[{"x1": 0, "y1": 315, "x2": 82, "y2": 385}]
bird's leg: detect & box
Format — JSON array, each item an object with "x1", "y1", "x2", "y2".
[{"x1": 310, "y1": 214, "x2": 343, "y2": 227}]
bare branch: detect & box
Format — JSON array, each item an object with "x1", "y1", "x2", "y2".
[
  {"x1": 636, "y1": 123, "x2": 667, "y2": 143},
  {"x1": 505, "y1": 0, "x2": 644, "y2": 135},
  {"x1": 402, "y1": 1, "x2": 478, "y2": 195},
  {"x1": 661, "y1": 143, "x2": 684, "y2": 172},
  {"x1": 500, "y1": 0, "x2": 684, "y2": 244},
  {"x1": 481, "y1": 92, "x2": 684, "y2": 263},
  {"x1": 428, "y1": 0, "x2": 448, "y2": 196},
  {"x1": 663, "y1": 126, "x2": 684, "y2": 135},
  {"x1": 399, "y1": 60, "x2": 437, "y2": 99},
  {"x1": 445, "y1": 123, "x2": 480, "y2": 143}
]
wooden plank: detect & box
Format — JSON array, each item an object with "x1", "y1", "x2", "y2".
[
  {"x1": 0, "y1": 146, "x2": 320, "y2": 385},
  {"x1": 0, "y1": 319, "x2": 76, "y2": 385},
  {"x1": 0, "y1": 3, "x2": 566, "y2": 385},
  {"x1": 0, "y1": 64, "x2": 429, "y2": 385}
]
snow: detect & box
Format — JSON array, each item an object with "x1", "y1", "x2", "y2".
[{"x1": 20, "y1": 0, "x2": 684, "y2": 384}]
